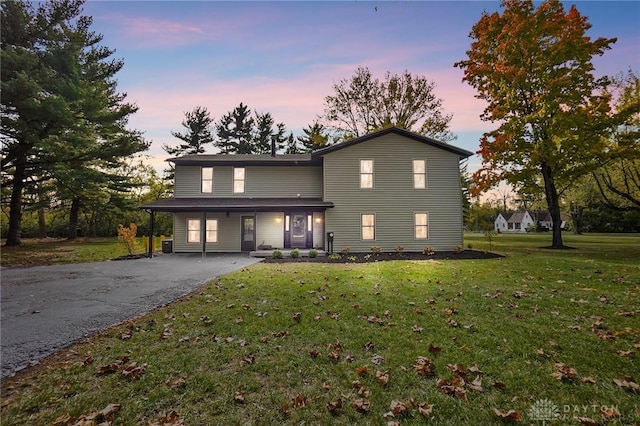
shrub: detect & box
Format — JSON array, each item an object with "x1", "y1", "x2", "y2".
[
  {"x1": 395, "y1": 245, "x2": 405, "y2": 253},
  {"x1": 340, "y1": 247, "x2": 351, "y2": 254},
  {"x1": 272, "y1": 249, "x2": 283, "y2": 259},
  {"x1": 453, "y1": 245, "x2": 464, "y2": 254},
  {"x1": 371, "y1": 245, "x2": 382, "y2": 253},
  {"x1": 328, "y1": 253, "x2": 341, "y2": 260},
  {"x1": 308, "y1": 249, "x2": 318, "y2": 258},
  {"x1": 117, "y1": 223, "x2": 138, "y2": 255},
  {"x1": 348, "y1": 256, "x2": 357, "y2": 262},
  {"x1": 290, "y1": 248, "x2": 300, "y2": 258},
  {"x1": 423, "y1": 246, "x2": 435, "y2": 256}
]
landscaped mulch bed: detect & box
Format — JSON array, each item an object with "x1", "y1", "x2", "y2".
[{"x1": 263, "y1": 250, "x2": 503, "y2": 263}]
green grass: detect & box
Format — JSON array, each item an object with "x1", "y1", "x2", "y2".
[
  {"x1": 0, "y1": 237, "x2": 153, "y2": 267},
  {"x1": 1, "y1": 234, "x2": 639, "y2": 425}
]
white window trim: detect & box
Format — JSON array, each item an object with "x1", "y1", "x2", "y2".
[
  {"x1": 201, "y1": 167, "x2": 214, "y2": 193},
  {"x1": 413, "y1": 159, "x2": 427, "y2": 189},
  {"x1": 360, "y1": 159, "x2": 374, "y2": 189},
  {"x1": 187, "y1": 218, "x2": 201, "y2": 243},
  {"x1": 414, "y1": 212, "x2": 429, "y2": 240},
  {"x1": 206, "y1": 219, "x2": 218, "y2": 243},
  {"x1": 361, "y1": 213, "x2": 376, "y2": 241},
  {"x1": 233, "y1": 167, "x2": 245, "y2": 194}
]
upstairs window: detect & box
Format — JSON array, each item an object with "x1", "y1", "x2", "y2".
[
  {"x1": 234, "y1": 167, "x2": 245, "y2": 193},
  {"x1": 414, "y1": 213, "x2": 429, "y2": 239},
  {"x1": 360, "y1": 159, "x2": 374, "y2": 189},
  {"x1": 361, "y1": 213, "x2": 375, "y2": 240},
  {"x1": 201, "y1": 167, "x2": 213, "y2": 193},
  {"x1": 413, "y1": 160, "x2": 426, "y2": 189}
]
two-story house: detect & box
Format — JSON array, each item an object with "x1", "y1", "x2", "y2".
[{"x1": 140, "y1": 127, "x2": 473, "y2": 255}]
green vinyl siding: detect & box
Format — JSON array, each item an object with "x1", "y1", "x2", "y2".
[
  {"x1": 174, "y1": 165, "x2": 322, "y2": 198},
  {"x1": 323, "y1": 133, "x2": 464, "y2": 252},
  {"x1": 173, "y1": 212, "x2": 241, "y2": 252}
]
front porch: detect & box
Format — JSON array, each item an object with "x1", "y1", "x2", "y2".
[{"x1": 250, "y1": 249, "x2": 327, "y2": 258}]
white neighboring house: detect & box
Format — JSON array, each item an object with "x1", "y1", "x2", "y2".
[
  {"x1": 494, "y1": 212, "x2": 510, "y2": 232},
  {"x1": 494, "y1": 210, "x2": 568, "y2": 233},
  {"x1": 494, "y1": 211, "x2": 536, "y2": 232}
]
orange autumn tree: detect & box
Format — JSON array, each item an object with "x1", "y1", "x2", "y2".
[{"x1": 455, "y1": 0, "x2": 617, "y2": 248}]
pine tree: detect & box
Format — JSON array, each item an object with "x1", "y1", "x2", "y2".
[
  {"x1": 215, "y1": 103, "x2": 255, "y2": 154},
  {"x1": 164, "y1": 106, "x2": 214, "y2": 156},
  {"x1": 297, "y1": 122, "x2": 330, "y2": 153}
]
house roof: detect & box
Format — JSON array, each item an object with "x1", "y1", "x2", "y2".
[
  {"x1": 169, "y1": 154, "x2": 321, "y2": 166},
  {"x1": 139, "y1": 197, "x2": 334, "y2": 212},
  {"x1": 312, "y1": 127, "x2": 474, "y2": 159}
]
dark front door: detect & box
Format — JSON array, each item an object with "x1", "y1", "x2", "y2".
[
  {"x1": 241, "y1": 216, "x2": 255, "y2": 251},
  {"x1": 290, "y1": 214, "x2": 307, "y2": 248}
]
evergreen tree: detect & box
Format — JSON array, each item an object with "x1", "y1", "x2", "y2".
[
  {"x1": 285, "y1": 133, "x2": 300, "y2": 154},
  {"x1": 215, "y1": 103, "x2": 255, "y2": 154},
  {"x1": 1, "y1": 0, "x2": 147, "y2": 244},
  {"x1": 297, "y1": 122, "x2": 330, "y2": 153},
  {"x1": 215, "y1": 103, "x2": 288, "y2": 154},
  {"x1": 164, "y1": 106, "x2": 214, "y2": 157}
]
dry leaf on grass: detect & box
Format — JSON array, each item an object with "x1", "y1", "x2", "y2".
[
  {"x1": 148, "y1": 410, "x2": 184, "y2": 426},
  {"x1": 352, "y1": 398, "x2": 371, "y2": 413},
  {"x1": 493, "y1": 408, "x2": 521, "y2": 421},
  {"x1": 326, "y1": 398, "x2": 342, "y2": 415},
  {"x1": 375, "y1": 370, "x2": 390, "y2": 386}
]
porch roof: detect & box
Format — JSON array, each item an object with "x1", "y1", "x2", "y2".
[{"x1": 139, "y1": 197, "x2": 334, "y2": 212}]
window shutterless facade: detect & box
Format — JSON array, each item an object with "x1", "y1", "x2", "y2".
[
  {"x1": 414, "y1": 212, "x2": 429, "y2": 239},
  {"x1": 360, "y1": 159, "x2": 374, "y2": 189},
  {"x1": 187, "y1": 219, "x2": 201, "y2": 243},
  {"x1": 233, "y1": 167, "x2": 245, "y2": 193},
  {"x1": 361, "y1": 213, "x2": 375, "y2": 240},
  {"x1": 201, "y1": 167, "x2": 213, "y2": 193},
  {"x1": 413, "y1": 159, "x2": 426, "y2": 189},
  {"x1": 187, "y1": 218, "x2": 218, "y2": 243}
]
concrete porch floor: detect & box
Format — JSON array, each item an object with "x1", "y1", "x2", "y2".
[{"x1": 250, "y1": 249, "x2": 326, "y2": 258}]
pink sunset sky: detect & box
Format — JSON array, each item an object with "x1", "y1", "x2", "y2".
[{"x1": 83, "y1": 0, "x2": 640, "y2": 179}]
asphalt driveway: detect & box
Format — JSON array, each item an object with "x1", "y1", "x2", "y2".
[{"x1": 0, "y1": 253, "x2": 261, "y2": 378}]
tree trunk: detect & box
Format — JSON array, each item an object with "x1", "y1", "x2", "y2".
[
  {"x1": 541, "y1": 163, "x2": 566, "y2": 248},
  {"x1": 38, "y1": 187, "x2": 47, "y2": 238},
  {"x1": 570, "y1": 203, "x2": 584, "y2": 235},
  {"x1": 5, "y1": 161, "x2": 26, "y2": 246},
  {"x1": 67, "y1": 198, "x2": 80, "y2": 240}
]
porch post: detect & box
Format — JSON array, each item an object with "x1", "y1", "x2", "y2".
[
  {"x1": 201, "y1": 211, "x2": 206, "y2": 258},
  {"x1": 147, "y1": 210, "x2": 155, "y2": 258}
]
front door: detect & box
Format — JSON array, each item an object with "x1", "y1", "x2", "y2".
[
  {"x1": 241, "y1": 216, "x2": 255, "y2": 251},
  {"x1": 290, "y1": 214, "x2": 306, "y2": 248}
]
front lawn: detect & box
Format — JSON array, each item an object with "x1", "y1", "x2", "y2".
[{"x1": 1, "y1": 234, "x2": 639, "y2": 425}]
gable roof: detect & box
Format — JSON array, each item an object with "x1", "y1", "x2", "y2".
[{"x1": 312, "y1": 127, "x2": 474, "y2": 159}]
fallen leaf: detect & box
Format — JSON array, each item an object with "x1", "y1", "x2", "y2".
[
  {"x1": 122, "y1": 363, "x2": 148, "y2": 379},
  {"x1": 355, "y1": 366, "x2": 370, "y2": 376},
  {"x1": 352, "y1": 398, "x2": 370, "y2": 413},
  {"x1": 413, "y1": 356, "x2": 434, "y2": 376},
  {"x1": 612, "y1": 378, "x2": 639, "y2": 391},
  {"x1": 493, "y1": 408, "x2": 521, "y2": 421},
  {"x1": 149, "y1": 410, "x2": 184, "y2": 426},
  {"x1": 575, "y1": 416, "x2": 598, "y2": 425},
  {"x1": 293, "y1": 312, "x2": 302, "y2": 322},
  {"x1": 326, "y1": 398, "x2": 342, "y2": 415},
  {"x1": 375, "y1": 370, "x2": 390, "y2": 386},
  {"x1": 309, "y1": 348, "x2": 320, "y2": 358},
  {"x1": 600, "y1": 406, "x2": 621, "y2": 419},
  {"x1": 165, "y1": 376, "x2": 186, "y2": 389},
  {"x1": 468, "y1": 377, "x2": 483, "y2": 392},
  {"x1": 428, "y1": 344, "x2": 442, "y2": 354},
  {"x1": 410, "y1": 398, "x2": 433, "y2": 418},
  {"x1": 291, "y1": 394, "x2": 308, "y2": 409},
  {"x1": 390, "y1": 400, "x2": 409, "y2": 417},
  {"x1": 551, "y1": 362, "x2": 578, "y2": 381},
  {"x1": 234, "y1": 391, "x2": 245, "y2": 403}
]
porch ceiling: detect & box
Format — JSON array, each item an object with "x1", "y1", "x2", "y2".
[{"x1": 139, "y1": 197, "x2": 334, "y2": 212}]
